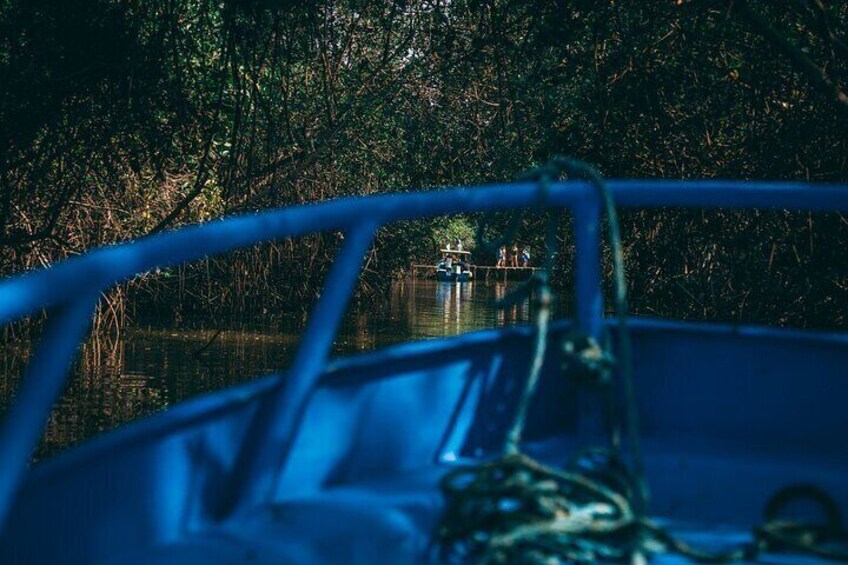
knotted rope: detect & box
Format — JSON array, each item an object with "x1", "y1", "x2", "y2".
[{"x1": 437, "y1": 158, "x2": 848, "y2": 563}]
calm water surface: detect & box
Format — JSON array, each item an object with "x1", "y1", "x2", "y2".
[{"x1": 1, "y1": 280, "x2": 561, "y2": 458}]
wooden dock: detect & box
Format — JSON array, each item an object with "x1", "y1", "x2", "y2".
[{"x1": 410, "y1": 264, "x2": 541, "y2": 281}]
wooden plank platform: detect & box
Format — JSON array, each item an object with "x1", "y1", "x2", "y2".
[{"x1": 409, "y1": 264, "x2": 540, "y2": 281}]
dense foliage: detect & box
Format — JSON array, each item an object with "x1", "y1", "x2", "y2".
[{"x1": 1, "y1": 0, "x2": 846, "y2": 328}]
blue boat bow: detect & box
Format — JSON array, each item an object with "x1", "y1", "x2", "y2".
[{"x1": 0, "y1": 179, "x2": 847, "y2": 563}]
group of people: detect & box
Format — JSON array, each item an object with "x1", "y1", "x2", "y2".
[
  {"x1": 445, "y1": 238, "x2": 464, "y2": 252},
  {"x1": 440, "y1": 253, "x2": 470, "y2": 271},
  {"x1": 442, "y1": 238, "x2": 530, "y2": 269},
  {"x1": 496, "y1": 244, "x2": 530, "y2": 268}
]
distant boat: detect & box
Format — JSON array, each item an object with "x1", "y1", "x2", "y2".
[
  {"x1": 435, "y1": 248, "x2": 473, "y2": 282},
  {"x1": 1, "y1": 179, "x2": 847, "y2": 563}
]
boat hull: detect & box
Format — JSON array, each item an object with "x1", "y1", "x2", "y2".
[
  {"x1": 2, "y1": 318, "x2": 847, "y2": 563},
  {"x1": 435, "y1": 269, "x2": 472, "y2": 282}
]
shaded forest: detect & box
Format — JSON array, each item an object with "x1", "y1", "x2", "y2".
[{"x1": 1, "y1": 0, "x2": 847, "y2": 329}]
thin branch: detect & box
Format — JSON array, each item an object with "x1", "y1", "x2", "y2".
[
  {"x1": 148, "y1": 8, "x2": 232, "y2": 235},
  {"x1": 735, "y1": 0, "x2": 848, "y2": 114},
  {"x1": 807, "y1": 0, "x2": 848, "y2": 58}
]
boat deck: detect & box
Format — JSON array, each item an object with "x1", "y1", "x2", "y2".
[
  {"x1": 2, "y1": 318, "x2": 846, "y2": 563},
  {"x1": 116, "y1": 435, "x2": 843, "y2": 564}
]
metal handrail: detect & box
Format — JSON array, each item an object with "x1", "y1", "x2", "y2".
[
  {"x1": 2, "y1": 180, "x2": 847, "y2": 325},
  {"x1": 0, "y1": 179, "x2": 846, "y2": 529}
]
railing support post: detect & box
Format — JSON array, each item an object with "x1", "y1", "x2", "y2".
[
  {"x1": 573, "y1": 192, "x2": 604, "y2": 341},
  {"x1": 0, "y1": 295, "x2": 97, "y2": 533},
  {"x1": 221, "y1": 223, "x2": 378, "y2": 518}
]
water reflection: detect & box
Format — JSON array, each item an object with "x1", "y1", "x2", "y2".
[
  {"x1": 387, "y1": 280, "x2": 533, "y2": 341},
  {"x1": 1, "y1": 279, "x2": 547, "y2": 458},
  {"x1": 433, "y1": 280, "x2": 530, "y2": 330},
  {"x1": 494, "y1": 282, "x2": 531, "y2": 326}
]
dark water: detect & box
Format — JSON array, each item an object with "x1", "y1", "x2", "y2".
[{"x1": 1, "y1": 279, "x2": 550, "y2": 458}]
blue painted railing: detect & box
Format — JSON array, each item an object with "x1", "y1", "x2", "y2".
[{"x1": 0, "y1": 179, "x2": 847, "y2": 531}]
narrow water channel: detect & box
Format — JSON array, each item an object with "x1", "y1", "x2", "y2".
[{"x1": 0, "y1": 279, "x2": 567, "y2": 459}]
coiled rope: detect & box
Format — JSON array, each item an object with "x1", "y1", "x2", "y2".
[{"x1": 436, "y1": 158, "x2": 848, "y2": 563}]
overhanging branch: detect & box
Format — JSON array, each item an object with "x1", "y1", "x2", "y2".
[{"x1": 735, "y1": 0, "x2": 848, "y2": 115}]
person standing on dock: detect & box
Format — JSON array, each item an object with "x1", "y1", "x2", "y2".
[
  {"x1": 521, "y1": 247, "x2": 530, "y2": 267},
  {"x1": 497, "y1": 245, "x2": 506, "y2": 268},
  {"x1": 455, "y1": 238, "x2": 463, "y2": 252},
  {"x1": 510, "y1": 244, "x2": 519, "y2": 268}
]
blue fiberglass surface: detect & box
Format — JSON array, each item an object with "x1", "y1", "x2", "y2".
[
  {"x1": 1, "y1": 319, "x2": 847, "y2": 563},
  {"x1": 0, "y1": 179, "x2": 847, "y2": 563}
]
